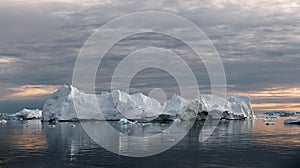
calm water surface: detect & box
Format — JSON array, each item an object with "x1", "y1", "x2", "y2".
[{"x1": 0, "y1": 118, "x2": 300, "y2": 168}]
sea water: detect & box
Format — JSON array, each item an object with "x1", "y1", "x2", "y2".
[{"x1": 0, "y1": 118, "x2": 299, "y2": 168}]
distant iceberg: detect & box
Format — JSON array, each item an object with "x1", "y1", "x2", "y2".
[
  {"x1": 264, "y1": 111, "x2": 300, "y2": 117},
  {"x1": 42, "y1": 85, "x2": 255, "y2": 122},
  {"x1": 284, "y1": 118, "x2": 300, "y2": 124},
  {"x1": 0, "y1": 119, "x2": 7, "y2": 124},
  {"x1": 9, "y1": 109, "x2": 42, "y2": 120}
]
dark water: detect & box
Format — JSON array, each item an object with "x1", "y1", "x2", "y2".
[{"x1": 0, "y1": 118, "x2": 300, "y2": 168}]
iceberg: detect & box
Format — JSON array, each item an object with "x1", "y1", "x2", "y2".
[
  {"x1": 284, "y1": 118, "x2": 300, "y2": 124},
  {"x1": 111, "y1": 90, "x2": 163, "y2": 120},
  {"x1": 118, "y1": 118, "x2": 137, "y2": 125},
  {"x1": 0, "y1": 113, "x2": 8, "y2": 120},
  {"x1": 42, "y1": 85, "x2": 255, "y2": 122},
  {"x1": 42, "y1": 85, "x2": 163, "y2": 121},
  {"x1": 0, "y1": 119, "x2": 7, "y2": 124},
  {"x1": 9, "y1": 109, "x2": 42, "y2": 120},
  {"x1": 225, "y1": 96, "x2": 255, "y2": 120},
  {"x1": 176, "y1": 95, "x2": 254, "y2": 120},
  {"x1": 42, "y1": 85, "x2": 103, "y2": 121},
  {"x1": 264, "y1": 111, "x2": 300, "y2": 117},
  {"x1": 154, "y1": 95, "x2": 189, "y2": 121}
]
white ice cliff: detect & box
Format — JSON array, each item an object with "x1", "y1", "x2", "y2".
[{"x1": 42, "y1": 85, "x2": 255, "y2": 122}]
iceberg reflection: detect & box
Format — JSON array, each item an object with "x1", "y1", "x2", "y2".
[{"x1": 80, "y1": 121, "x2": 194, "y2": 157}]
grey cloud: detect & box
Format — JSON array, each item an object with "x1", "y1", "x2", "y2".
[{"x1": 0, "y1": 0, "x2": 299, "y2": 112}]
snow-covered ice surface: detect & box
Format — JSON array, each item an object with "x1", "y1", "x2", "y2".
[
  {"x1": 9, "y1": 109, "x2": 42, "y2": 120},
  {"x1": 42, "y1": 85, "x2": 255, "y2": 122},
  {"x1": 284, "y1": 118, "x2": 300, "y2": 124}
]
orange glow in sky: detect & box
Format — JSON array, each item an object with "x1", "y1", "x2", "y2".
[
  {"x1": 232, "y1": 86, "x2": 300, "y2": 112},
  {"x1": 4, "y1": 85, "x2": 60, "y2": 100}
]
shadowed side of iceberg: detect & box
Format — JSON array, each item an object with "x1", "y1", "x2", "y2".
[{"x1": 175, "y1": 95, "x2": 254, "y2": 121}]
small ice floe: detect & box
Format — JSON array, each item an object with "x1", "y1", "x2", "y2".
[
  {"x1": 284, "y1": 118, "x2": 300, "y2": 124},
  {"x1": 49, "y1": 125, "x2": 56, "y2": 128},
  {"x1": 174, "y1": 118, "x2": 181, "y2": 123},
  {"x1": 0, "y1": 119, "x2": 7, "y2": 124},
  {"x1": 49, "y1": 119, "x2": 58, "y2": 124},
  {"x1": 263, "y1": 116, "x2": 279, "y2": 123},
  {"x1": 118, "y1": 118, "x2": 137, "y2": 125},
  {"x1": 161, "y1": 130, "x2": 169, "y2": 134},
  {"x1": 141, "y1": 123, "x2": 152, "y2": 127}
]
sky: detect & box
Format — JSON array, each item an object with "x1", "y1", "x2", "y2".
[{"x1": 0, "y1": 0, "x2": 300, "y2": 113}]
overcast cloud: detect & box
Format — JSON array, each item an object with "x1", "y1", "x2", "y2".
[{"x1": 0, "y1": 0, "x2": 299, "y2": 113}]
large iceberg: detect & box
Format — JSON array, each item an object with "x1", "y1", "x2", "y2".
[
  {"x1": 9, "y1": 109, "x2": 42, "y2": 120},
  {"x1": 42, "y1": 85, "x2": 163, "y2": 121},
  {"x1": 42, "y1": 85, "x2": 255, "y2": 122}
]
